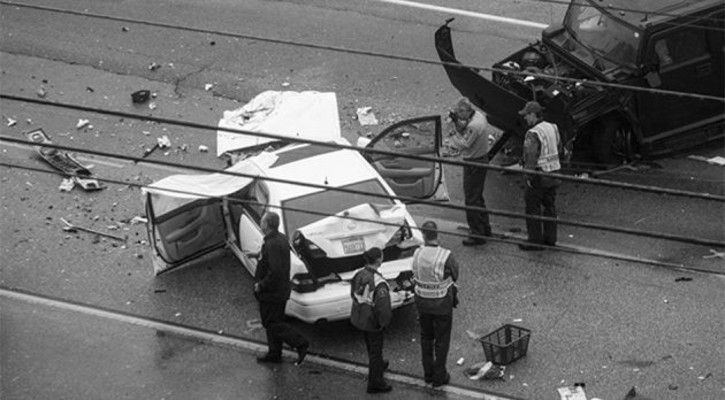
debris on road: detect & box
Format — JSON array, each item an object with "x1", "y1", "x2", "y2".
[
  {"x1": 129, "y1": 216, "x2": 148, "y2": 225},
  {"x1": 687, "y1": 155, "x2": 725, "y2": 166},
  {"x1": 60, "y1": 218, "x2": 126, "y2": 242},
  {"x1": 148, "y1": 62, "x2": 161, "y2": 71},
  {"x1": 356, "y1": 107, "x2": 378, "y2": 126},
  {"x1": 674, "y1": 277, "x2": 692, "y2": 282},
  {"x1": 59, "y1": 178, "x2": 75, "y2": 192},
  {"x1": 205, "y1": 83, "x2": 214, "y2": 91},
  {"x1": 25, "y1": 128, "x2": 92, "y2": 176},
  {"x1": 74, "y1": 176, "x2": 105, "y2": 191},
  {"x1": 143, "y1": 135, "x2": 171, "y2": 157},
  {"x1": 703, "y1": 249, "x2": 724, "y2": 259},
  {"x1": 36, "y1": 87, "x2": 47, "y2": 98},
  {"x1": 557, "y1": 385, "x2": 587, "y2": 400},
  {"x1": 7, "y1": 117, "x2": 17, "y2": 127},
  {"x1": 456, "y1": 357, "x2": 465, "y2": 366},
  {"x1": 464, "y1": 361, "x2": 506, "y2": 381},
  {"x1": 148, "y1": 102, "x2": 157, "y2": 110},
  {"x1": 199, "y1": 145, "x2": 209, "y2": 152},
  {"x1": 131, "y1": 90, "x2": 151, "y2": 104},
  {"x1": 76, "y1": 119, "x2": 90, "y2": 129}
]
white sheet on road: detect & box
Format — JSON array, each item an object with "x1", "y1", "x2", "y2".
[{"x1": 216, "y1": 91, "x2": 341, "y2": 156}]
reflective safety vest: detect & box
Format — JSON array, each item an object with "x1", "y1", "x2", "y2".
[
  {"x1": 412, "y1": 246, "x2": 453, "y2": 299},
  {"x1": 530, "y1": 121, "x2": 561, "y2": 172}
]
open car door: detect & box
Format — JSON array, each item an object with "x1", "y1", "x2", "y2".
[
  {"x1": 145, "y1": 195, "x2": 227, "y2": 275},
  {"x1": 364, "y1": 115, "x2": 449, "y2": 201}
]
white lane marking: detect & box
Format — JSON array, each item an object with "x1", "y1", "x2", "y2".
[
  {"x1": 0, "y1": 288, "x2": 515, "y2": 400},
  {"x1": 376, "y1": 0, "x2": 549, "y2": 29}
]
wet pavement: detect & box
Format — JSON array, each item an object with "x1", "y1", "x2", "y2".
[{"x1": 1, "y1": 291, "x2": 511, "y2": 400}]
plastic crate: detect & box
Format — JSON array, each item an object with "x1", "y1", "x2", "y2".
[{"x1": 479, "y1": 324, "x2": 531, "y2": 365}]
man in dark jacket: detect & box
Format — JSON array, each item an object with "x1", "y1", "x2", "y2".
[
  {"x1": 411, "y1": 220, "x2": 459, "y2": 387},
  {"x1": 350, "y1": 247, "x2": 393, "y2": 394},
  {"x1": 254, "y1": 211, "x2": 309, "y2": 365}
]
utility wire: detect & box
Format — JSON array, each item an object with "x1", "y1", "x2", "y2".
[
  {"x1": 2, "y1": 93, "x2": 724, "y2": 203},
  {"x1": 1, "y1": 1, "x2": 724, "y2": 103},
  {"x1": 2, "y1": 136, "x2": 723, "y2": 248},
  {"x1": 2, "y1": 161, "x2": 722, "y2": 275}
]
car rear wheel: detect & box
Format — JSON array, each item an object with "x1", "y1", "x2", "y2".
[{"x1": 593, "y1": 116, "x2": 636, "y2": 167}]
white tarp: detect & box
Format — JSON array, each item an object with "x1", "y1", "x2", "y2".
[
  {"x1": 217, "y1": 91, "x2": 341, "y2": 156},
  {"x1": 143, "y1": 152, "x2": 278, "y2": 216}
]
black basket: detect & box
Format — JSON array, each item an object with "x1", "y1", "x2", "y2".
[{"x1": 479, "y1": 324, "x2": 531, "y2": 365}]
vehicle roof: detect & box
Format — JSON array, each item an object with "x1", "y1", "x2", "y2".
[
  {"x1": 592, "y1": 0, "x2": 723, "y2": 29},
  {"x1": 264, "y1": 142, "x2": 392, "y2": 203}
]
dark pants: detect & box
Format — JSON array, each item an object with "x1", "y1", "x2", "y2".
[
  {"x1": 463, "y1": 159, "x2": 492, "y2": 238},
  {"x1": 258, "y1": 301, "x2": 308, "y2": 357},
  {"x1": 419, "y1": 312, "x2": 453, "y2": 384},
  {"x1": 524, "y1": 177, "x2": 558, "y2": 245},
  {"x1": 363, "y1": 330, "x2": 386, "y2": 389}
]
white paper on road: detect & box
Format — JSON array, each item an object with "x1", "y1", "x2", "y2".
[
  {"x1": 557, "y1": 386, "x2": 587, "y2": 400},
  {"x1": 217, "y1": 91, "x2": 341, "y2": 156}
]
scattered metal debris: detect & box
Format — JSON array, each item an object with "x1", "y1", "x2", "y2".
[{"x1": 60, "y1": 218, "x2": 125, "y2": 241}]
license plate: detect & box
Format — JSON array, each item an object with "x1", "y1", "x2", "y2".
[{"x1": 341, "y1": 237, "x2": 365, "y2": 255}]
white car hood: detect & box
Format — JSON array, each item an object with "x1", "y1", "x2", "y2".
[{"x1": 297, "y1": 203, "x2": 408, "y2": 258}]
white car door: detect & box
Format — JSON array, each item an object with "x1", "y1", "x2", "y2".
[{"x1": 364, "y1": 116, "x2": 449, "y2": 201}]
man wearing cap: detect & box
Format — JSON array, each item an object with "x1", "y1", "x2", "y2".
[
  {"x1": 518, "y1": 101, "x2": 562, "y2": 250},
  {"x1": 411, "y1": 220, "x2": 459, "y2": 387},
  {"x1": 448, "y1": 97, "x2": 492, "y2": 246},
  {"x1": 350, "y1": 247, "x2": 393, "y2": 394}
]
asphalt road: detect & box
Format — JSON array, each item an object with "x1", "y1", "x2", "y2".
[{"x1": 1, "y1": 1, "x2": 724, "y2": 399}]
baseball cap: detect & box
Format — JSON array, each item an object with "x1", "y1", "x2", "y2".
[{"x1": 518, "y1": 101, "x2": 543, "y2": 115}]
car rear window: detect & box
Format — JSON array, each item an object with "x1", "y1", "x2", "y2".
[
  {"x1": 272, "y1": 143, "x2": 340, "y2": 168},
  {"x1": 282, "y1": 179, "x2": 394, "y2": 234}
]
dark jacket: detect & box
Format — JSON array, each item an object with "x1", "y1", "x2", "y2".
[
  {"x1": 254, "y1": 230, "x2": 291, "y2": 303},
  {"x1": 350, "y1": 267, "x2": 392, "y2": 332}
]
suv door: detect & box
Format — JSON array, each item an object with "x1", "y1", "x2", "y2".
[
  {"x1": 146, "y1": 196, "x2": 227, "y2": 275},
  {"x1": 364, "y1": 116, "x2": 448, "y2": 200}
]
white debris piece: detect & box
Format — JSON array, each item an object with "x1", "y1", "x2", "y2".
[
  {"x1": 557, "y1": 386, "x2": 587, "y2": 400},
  {"x1": 130, "y1": 216, "x2": 148, "y2": 225},
  {"x1": 157, "y1": 135, "x2": 171, "y2": 148},
  {"x1": 148, "y1": 102, "x2": 157, "y2": 110},
  {"x1": 6, "y1": 117, "x2": 17, "y2": 127},
  {"x1": 76, "y1": 119, "x2": 90, "y2": 129},
  {"x1": 205, "y1": 84, "x2": 214, "y2": 91},
  {"x1": 59, "y1": 178, "x2": 75, "y2": 192},
  {"x1": 356, "y1": 107, "x2": 378, "y2": 126},
  {"x1": 199, "y1": 145, "x2": 209, "y2": 153}
]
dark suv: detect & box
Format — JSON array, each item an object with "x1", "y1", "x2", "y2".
[{"x1": 435, "y1": 0, "x2": 724, "y2": 166}]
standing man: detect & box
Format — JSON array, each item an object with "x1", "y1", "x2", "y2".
[
  {"x1": 448, "y1": 97, "x2": 492, "y2": 246},
  {"x1": 412, "y1": 220, "x2": 459, "y2": 387},
  {"x1": 350, "y1": 247, "x2": 393, "y2": 394},
  {"x1": 518, "y1": 101, "x2": 562, "y2": 251},
  {"x1": 254, "y1": 211, "x2": 310, "y2": 365}
]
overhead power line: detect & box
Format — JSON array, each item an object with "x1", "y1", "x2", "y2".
[
  {"x1": 2, "y1": 94, "x2": 723, "y2": 202},
  {"x1": 2, "y1": 135, "x2": 723, "y2": 249},
  {"x1": 2, "y1": 161, "x2": 722, "y2": 275},
  {"x1": 1, "y1": 1, "x2": 723, "y2": 103}
]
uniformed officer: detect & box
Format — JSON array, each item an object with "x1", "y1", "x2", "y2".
[
  {"x1": 411, "y1": 220, "x2": 459, "y2": 387},
  {"x1": 350, "y1": 247, "x2": 393, "y2": 394},
  {"x1": 518, "y1": 101, "x2": 562, "y2": 250}
]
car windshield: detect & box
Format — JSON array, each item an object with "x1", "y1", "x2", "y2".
[
  {"x1": 564, "y1": 1, "x2": 641, "y2": 67},
  {"x1": 282, "y1": 179, "x2": 395, "y2": 234}
]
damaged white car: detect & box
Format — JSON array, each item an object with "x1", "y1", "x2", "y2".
[{"x1": 143, "y1": 91, "x2": 448, "y2": 323}]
